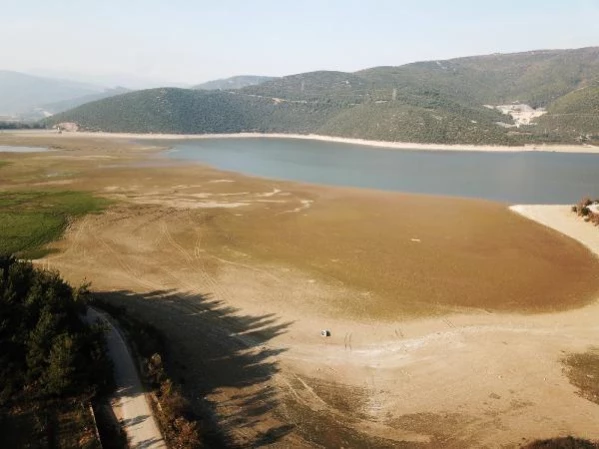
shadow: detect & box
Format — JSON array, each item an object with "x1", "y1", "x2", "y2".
[
  {"x1": 92, "y1": 397, "x2": 128, "y2": 449},
  {"x1": 94, "y1": 288, "x2": 294, "y2": 448},
  {"x1": 114, "y1": 385, "x2": 137, "y2": 398},
  {"x1": 135, "y1": 437, "x2": 163, "y2": 448},
  {"x1": 121, "y1": 414, "x2": 149, "y2": 428},
  {"x1": 254, "y1": 424, "x2": 296, "y2": 446}
]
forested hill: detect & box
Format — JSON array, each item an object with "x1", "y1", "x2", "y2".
[
  {"x1": 47, "y1": 47, "x2": 599, "y2": 145},
  {"x1": 193, "y1": 75, "x2": 275, "y2": 90}
]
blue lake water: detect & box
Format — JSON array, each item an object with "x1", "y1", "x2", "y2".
[{"x1": 158, "y1": 137, "x2": 599, "y2": 204}]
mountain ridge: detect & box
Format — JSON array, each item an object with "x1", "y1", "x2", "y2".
[
  {"x1": 47, "y1": 47, "x2": 599, "y2": 145},
  {"x1": 193, "y1": 75, "x2": 275, "y2": 90},
  {"x1": 0, "y1": 70, "x2": 107, "y2": 115}
]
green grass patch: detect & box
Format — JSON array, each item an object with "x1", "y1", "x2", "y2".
[
  {"x1": 0, "y1": 190, "x2": 110, "y2": 258},
  {"x1": 0, "y1": 160, "x2": 9, "y2": 168}
]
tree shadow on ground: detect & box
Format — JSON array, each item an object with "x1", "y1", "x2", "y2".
[{"x1": 94, "y1": 289, "x2": 293, "y2": 448}]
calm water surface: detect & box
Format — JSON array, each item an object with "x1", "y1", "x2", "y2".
[{"x1": 159, "y1": 137, "x2": 599, "y2": 204}]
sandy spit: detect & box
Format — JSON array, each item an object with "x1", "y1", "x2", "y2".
[
  {"x1": 18, "y1": 130, "x2": 599, "y2": 154},
  {"x1": 510, "y1": 204, "x2": 599, "y2": 256}
]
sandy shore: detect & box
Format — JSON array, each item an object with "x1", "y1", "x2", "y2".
[
  {"x1": 11, "y1": 129, "x2": 599, "y2": 154},
  {"x1": 510, "y1": 204, "x2": 599, "y2": 256}
]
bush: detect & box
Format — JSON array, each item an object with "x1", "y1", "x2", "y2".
[
  {"x1": 525, "y1": 436, "x2": 599, "y2": 448},
  {"x1": 573, "y1": 197, "x2": 598, "y2": 218}
]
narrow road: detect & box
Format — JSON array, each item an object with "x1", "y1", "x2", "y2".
[{"x1": 86, "y1": 307, "x2": 167, "y2": 449}]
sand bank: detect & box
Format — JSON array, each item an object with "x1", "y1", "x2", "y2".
[
  {"x1": 510, "y1": 204, "x2": 599, "y2": 256},
  {"x1": 15, "y1": 129, "x2": 599, "y2": 154}
]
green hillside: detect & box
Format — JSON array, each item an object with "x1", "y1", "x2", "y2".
[
  {"x1": 357, "y1": 47, "x2": 599, "y2": 107},
  {"x1": 47, "y1": 47, "x2": 599, "y2": 145},
  {"x1": 531, "y1": 85, "x2": 599, "y2": 142},
  {"x1": 41, "y1": 87, "x2": 131, "y2": 113},
  {"x1": 48, "y1": 87, "x2": 348, "y2": 134},
  {"x1": 241, "y1": 71, "x2": 370, "y2": 102},
  {"x1": 317, "y1": 101, "x2": 512, "y2": 145},
  {"x1": 194, "y1": 75, "x2": 275, "y2": 90},
  {"x1": 545, "y1": 85, "x2": 599, "y2": 114}
]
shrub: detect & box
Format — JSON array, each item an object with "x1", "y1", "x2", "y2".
[
  {"x1": 573, "y1": 197, "x2": 598, "y2": 218},
  {"x1": 525, "y1": 436, "x2": 599, "y2": 448}
]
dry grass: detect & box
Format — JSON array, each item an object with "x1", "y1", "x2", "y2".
[
  {"x1": 525, "y1": 436, "x2": 599, "y2": 448},
  {"x1": 563, "y1": 347, "x2": 599, "y2": 405}
]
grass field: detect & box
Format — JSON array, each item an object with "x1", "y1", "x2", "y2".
[{"x1": 0, "y1": 190, "x2": 110, "y2": 258}]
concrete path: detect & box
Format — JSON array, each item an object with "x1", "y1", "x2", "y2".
[{"x1": 86, "y1": 307, "x2": 167, "y2": 449}]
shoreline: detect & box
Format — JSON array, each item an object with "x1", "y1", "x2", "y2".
[
  {"x1": 14, "y1": 130, "x2": 599, "y2": 154},
  {"x1": 510, "y1": 204, "x2": 599, "y2": 257}
]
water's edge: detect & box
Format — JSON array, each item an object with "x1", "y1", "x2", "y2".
[{"x1": 152, "y1": 137, "x2": 599, "y2": 204}]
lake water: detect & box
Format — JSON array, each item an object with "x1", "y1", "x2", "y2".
[
  {"x1": 161, "y1": 137, "x2": 599, "y2": 204},
  {"x1": 0, "y1": 145, "x2": 48, "y2": 153}
]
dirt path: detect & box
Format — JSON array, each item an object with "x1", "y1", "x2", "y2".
[{"x1": 86, "y1": 308, "x2": 166, "y2": 449}]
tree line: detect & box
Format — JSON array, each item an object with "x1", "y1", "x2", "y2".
[{"x1": 0, "y1": 255, "x2": 111, "y2": 405}]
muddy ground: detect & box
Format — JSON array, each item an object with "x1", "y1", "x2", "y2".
[{"x1": 2, "y1": 132, "x2": 599, "y2": 447}]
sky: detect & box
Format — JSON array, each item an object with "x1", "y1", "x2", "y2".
[{"x1": 2, "y1": 0, "x2": 598, "y2": 87}]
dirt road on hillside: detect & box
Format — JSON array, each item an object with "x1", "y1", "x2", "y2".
[{"x1": 86, "y1": 308, "x2": 166, "y2": 449}]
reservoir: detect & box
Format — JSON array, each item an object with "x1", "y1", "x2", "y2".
[{"x1": 161, "y1": 137, "x2": 599, "y2": 204}]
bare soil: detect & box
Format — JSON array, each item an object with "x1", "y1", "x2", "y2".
[{"x1": 3, "y1": 133, "x2": 599, "y2": 447}]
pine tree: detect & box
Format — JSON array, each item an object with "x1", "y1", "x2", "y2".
[{"x1": 44, "y1": 333, "x2": 76, "y2": 396}]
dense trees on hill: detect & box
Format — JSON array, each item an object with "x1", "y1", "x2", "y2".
[
  {"x1": 0, "y1": 121, "x2": 45, "y2": 130},
  {"x1": 528, "y1": 86, "x2": 599, "y2": 142},
  {"x1": 47, "y1": 88, "x2": 349, "y2": 135},
  {"x1": 356, "y1": 47, "x2": 599, "y2": 108},
  {"x1": 547, "y1": 85, "x2": 599, "y2": 115},
  {"x1": 0, "y1": 255, "x2": 111, "y2": 404},
  {"x1": 47, "y1": 47, "x2": 599, "y2": 144},
  {"x1": 193, "y1": 75, "x2": 275, "y2": 90}
]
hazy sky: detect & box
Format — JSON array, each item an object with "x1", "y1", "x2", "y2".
[{"x1": 2, "y1": 0, "x2": 598, "y2": 86}]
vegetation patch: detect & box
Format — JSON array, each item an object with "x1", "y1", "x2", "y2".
[
  {"x1": 0, "y1": 190, "x2": 110, "y2": 258},
  {"x1": 562, "y1": 347, "x2": 599, "y2": 405},
  {"x1": 572, "y1": 197, "x2": 599, "y2": 226},
  {"x1": 524, "y1": 436, "x2": 599, "y2": 448},
  {"x1": 0, "y1": 398, "x2": 103, "y2": 449},
  {"x1": 0, "y1": 256, "x2": 112, "y2": 448}
]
